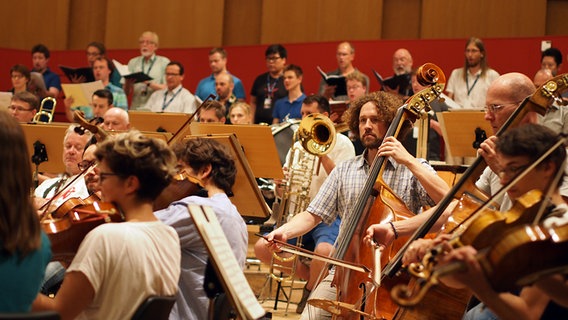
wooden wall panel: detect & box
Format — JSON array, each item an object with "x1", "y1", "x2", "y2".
[
  {"x1": 382, "y1": 0, "x2": 421, "y2": 39},
  {"x1": 260, "y1": 0, "x2": 382, "y2": 44},
  {"x1": 67, "y1": 0, "x2": 107, "y2": 50},
  {"x1": 104, "y1": 0, "x2": 225, "y2": 49},
  {"x1": 0, "y1": 0, "x2": 70, "y2": 50},
  {"x1": 421, "y1": 0, "x2": 546, "y2": 38},
  {"x1": 223, "y1": 0, "x2": 262, "y2": 46},
  {"x1": 546, "y1": 0, "x2": 568, "y2": 35}
]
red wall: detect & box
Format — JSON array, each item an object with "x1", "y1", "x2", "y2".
[{"x1": 3, "y1": 36, "x2": 567, "y2": 122}]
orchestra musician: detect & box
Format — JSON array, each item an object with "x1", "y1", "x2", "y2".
[
  {"x1": 434, "y1": 124, "x2": 568, "y2": 320},
  {"x1": 154, "y1": 137, "x2": 248, "y2": 320},
  {"x1": 0, "y1": 110, "x2": 51, "y2": 312},
  {"x1": 365, "y1": 73, "x2": 554, "y2": 251},
  {"x1": 32, "y1": 131, "x2": 181, "y2": 319},
  {"x1": 261, "y1": 91, "x2": 450, "y2": 319}
]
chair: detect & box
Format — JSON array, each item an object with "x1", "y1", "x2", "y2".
[
  {"x1": 131, "y1": 296, "x2": 176, "y2": 320},
  {"x1": 0, "y1": 311, "x2": 60, "y2": 320}
]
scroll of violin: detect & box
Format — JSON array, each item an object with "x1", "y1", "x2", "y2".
[{"x1": 309, "y1": 63, "x2": 446, "y2": 320}]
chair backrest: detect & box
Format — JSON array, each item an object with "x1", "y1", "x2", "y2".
[
  {"x1": 0, "y1": 311, "x2": 60, "y2": 320},
  {"x1": 131, "y1": 296, "x2": 176, "y2": 320}
]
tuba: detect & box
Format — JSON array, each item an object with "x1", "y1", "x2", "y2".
[
  {"x1": 270, "y1": 113, "x2": 336, "y2": 281},
  {"x1": 33, "y1": 97, "x2": 57, "y2": 123}
]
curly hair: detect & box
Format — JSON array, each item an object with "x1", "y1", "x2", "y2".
[
  {"x1": 342, "y1": 91, "x2": 403, "y2": 139},
  {"x1": 95, "y1": 131, "x2": 177, "y2": 201},
  {"x1": 173, "y1": 137, "x2": 236, "y2": 195}
]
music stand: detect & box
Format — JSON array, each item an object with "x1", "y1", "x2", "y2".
[
  {"x1": 129, "y1": 111, "x2": 192, "y2": 134},
  {"x1": 184, "y1": 134, "x2": 271, "y2": 222},
  {"x1": 437, "y1": 111, "x2": 492, "y2": 164},
  {"x1": 190, "y1": 123, "x2": 283, "y2": 179},
  {"x1": 21, "y1": 122, "x2": 70, "y2": 174}
]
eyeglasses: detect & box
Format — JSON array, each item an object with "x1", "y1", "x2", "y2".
[
  {"x1": 484, "y1": 102, "x2": 520, "y2": 114},
  {"x1": 78, "y1": 160, "x2": 96, "y2": 171},
  {"x1": 165, "y1": 73, "x2": 180, "y2": 77},
  {"x1": 498, "y1": 164, "x2": 530, "y2": 179},
  {"x1": 266, "y1": 55, "x2": 281, "y2": 62},
  {"x1": 347, "y1": 85, "x2": 363, "y2": 91},
  {"x1": 11, "y1": 74, "x2": 25, "y2": 79},
  {"x1": 98, "y1": 172, "x2": 120, "y2": 181},
  {"x1": 8, "y1": 105, "x2": 34, "y2": 112},
  {"x1": 139, "y1": 40, "x2": 155, "y2": 45},
  {"x1": 86, "y1": 51, "x2": 100, "y2": 57}
]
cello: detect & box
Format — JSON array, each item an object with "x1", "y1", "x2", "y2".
[{"x1": 309, "y1": 63, "x2": 447, "y2": 319}]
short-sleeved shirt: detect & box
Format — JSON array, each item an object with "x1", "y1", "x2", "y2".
[
  {"x1": 127, "y1": 54, "x2": 171, "y2": 109},
  {"x1": 195, "y1": 73, "x2": 246, "y2": 101},
  {"x1": 446, "y1": 68, "x2": 499, "y2": 109},
  {"x1": 272, "y1": 93, "x2": 306, "y2": 122},
  {"x1": 250, "y1": 72, "x2": 287, "y2": 124},
  {"x1": 67, "y1": 221, "x2": 181, "y2": 320}
]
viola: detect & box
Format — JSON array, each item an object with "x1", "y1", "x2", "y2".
[{"x1": 153, "y1": 169, "x2": 205, "y2": 211}]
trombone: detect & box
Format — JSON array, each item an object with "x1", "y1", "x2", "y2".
[{"x1": 33, "y1": 97, "x2": 57, "y2": 123}]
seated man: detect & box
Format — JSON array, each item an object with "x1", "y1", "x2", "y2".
[
  {"x1": 254, "y1": 94, "x2": 355, "y2": 313},
  {"x1": 198, "y1": 100, "x2": 226, "y2": 123},
  {"x1": 8, "y1": 91, "x2": 39, "y2": 123},
  {"x1": 33, "y1": 131, "x2": 181, "y2": 319},
  {"x1": 64, "y1": 89, "x2": 115, "y2": 122},
  {"x1": 102, "y1": 107, "x2": 130, "y2": 131},
  {"x1": 154, "y1": 137, "x2": 248, "y2": 320},
  {"x1": 144, "y1": 61, "x2": 199, "y2": 113},
  {"x1": 434, "y1": 124, "x2": 568, "y2": 320}
]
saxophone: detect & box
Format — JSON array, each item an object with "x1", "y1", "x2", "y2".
[{"x1": 270, "y1": 113, "x2": 336, "y2": 281}]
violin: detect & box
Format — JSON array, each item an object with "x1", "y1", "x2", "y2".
[
  {"x1": 385, "y1": 73, "x2": 568, "y2": 279},
  {"x1": 42, "y1": 194, "x2": 123, "y2": 261},
  {"x1": 391, "y1": 221, "x2": 568, "y2": 306}
]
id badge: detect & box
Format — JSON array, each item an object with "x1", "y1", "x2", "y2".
[{"x1": 264, "y1": 97, "x2": 272, "y2": 109}]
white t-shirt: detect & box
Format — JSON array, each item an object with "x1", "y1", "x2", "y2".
[
  {"x1": 446, "y1": 68, "x2": 499, "y2": 109},
  {"x1": 67, "y1": 221, "x2": 181, "y2": 320}
]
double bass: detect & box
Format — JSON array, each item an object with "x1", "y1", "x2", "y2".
[{"x1": 309, "y1": 63, "x2": 447, "y2": 319}]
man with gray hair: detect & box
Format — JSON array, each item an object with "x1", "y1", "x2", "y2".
[{"x1": 124, "y1": 31, "x2": 170, "y2": 110}]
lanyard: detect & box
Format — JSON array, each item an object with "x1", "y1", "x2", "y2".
[
  {"x1": 466, "y1": 72, "x2": 480, "y2": 96},
  {"x1": 162, "y1": 87, "x2": 183, "y2": 111},
  {"x1": 266, "y1": 74, "x2": 279, "y2": 98},
  {"x1": 141, "y1": 57, "x2": 156, "y2": 75}
]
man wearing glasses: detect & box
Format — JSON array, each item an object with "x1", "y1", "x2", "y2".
[
  {"x1": 8, "y1": 91, "x2": 39, "y2": 123},
  {"x1": 250, "y1": 44, "x2": 289, "y2": 124},
  {"x1": 143, "y1": 61, "x2": 199, "y2": 113},
  {"x1": 124, "y1": 31, "x2": 170, "y2": 110}
]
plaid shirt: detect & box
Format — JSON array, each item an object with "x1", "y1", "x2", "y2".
[{"x1": 307, "y1": 152, "x2": 436, "y2": 240}]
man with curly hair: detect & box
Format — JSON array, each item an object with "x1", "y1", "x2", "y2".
[{"x1": 260, "y1": 91, "x2": 449, "y2": 319}]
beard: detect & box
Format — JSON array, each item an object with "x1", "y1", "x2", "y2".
[{"x1": 360, "y1": 133, "x2": 382, "y2": 149}]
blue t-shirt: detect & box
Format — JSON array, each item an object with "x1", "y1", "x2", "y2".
[
  {"x1": 195, "y1": 73, "x2": 246, "y2": 101},
  {"x1": 0, "y1": 232, "x2": 51, "y2": 312},
  {"x1": 272, "y1": 93, "x2": 306, "y2": 122}
]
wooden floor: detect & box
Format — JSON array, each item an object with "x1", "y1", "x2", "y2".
[{"x1": 245, "y1": 225, "x2": 303, "y2": 320}]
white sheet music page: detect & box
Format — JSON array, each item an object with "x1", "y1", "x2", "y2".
[{"x1": 188, "y1": 204, "x2": 266, "y2": 320}]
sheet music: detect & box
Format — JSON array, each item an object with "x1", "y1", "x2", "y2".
[{"x1": 188, "y1": 204, "x2": 266, "y2": 320}]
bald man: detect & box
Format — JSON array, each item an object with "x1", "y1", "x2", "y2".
[
  {"x1": 383, "y1": 48, "x2": 414, "y2": 99},
  {"x1": 102, "y1": 107, "x2": 130, "y2": 131},
  {"x1": 215, "y1": 72, "x2": 238, "y2": 116},
  {"x1": 318, "y1": 42, "x2": 369, "y2": 101},
  {"x1": 533, "y1": 68, "x2": 568, "y2": 135}
]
